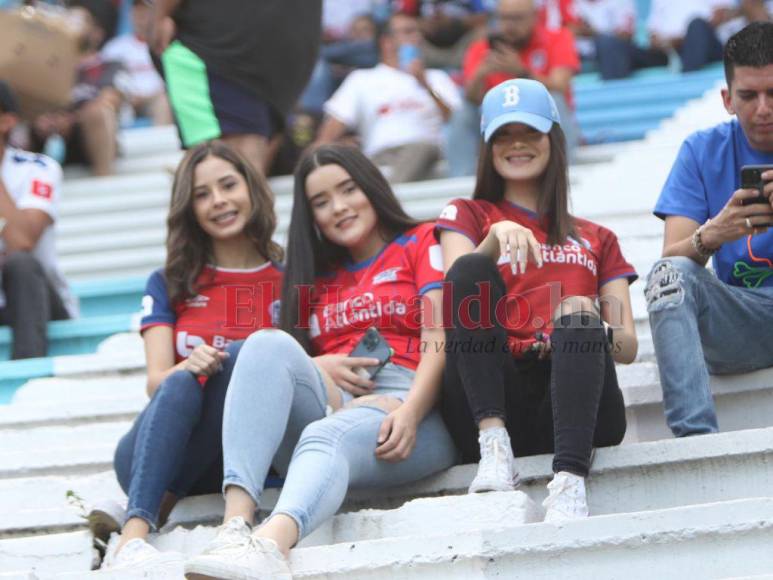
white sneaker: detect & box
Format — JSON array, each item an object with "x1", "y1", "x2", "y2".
[
  {"x1": 542, "y1": 471, "x2": 589, "y2": 523},
  {"x1": 96, "y1": 537, "x2": 184, "y2": 574},
  {"x1": 468, "y1": 427, "x2": 519, "y2": 493},
  {"x1": 185, "y1": 517, "x2": 291, "y2": 580},
  {"x1": 87, "y1": 499, "x2": 127, "y2": 543}
]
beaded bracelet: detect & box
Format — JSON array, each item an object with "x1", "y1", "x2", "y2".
[{"x1": 691, "y1": 219, "x2": 717, "y2": 258}]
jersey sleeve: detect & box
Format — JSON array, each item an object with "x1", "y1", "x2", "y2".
[
  {"x1": 435, "y1": 198, "x2": 485, "y2": 245},
  {"x1": 550, "y1": 28, "x2": 581, "y2": 72},
  {"x1": 409, "y1": 223, "x2": 445, "y2": 295},
  {"x1": 323, "y1": 70, "x2": 362, "y2": 129},
  {"x1": 653, "y1": 138, "x2": 709, "y2": 224},
  {"x1": 14, "y1": 156, "x2": 62, "y2": 222},
  {"x1": 462, "y1": 39, "x2": 488, "y2": 85},
  {"x1": 140, "y1": 269, "x2": 176, "y2": 332},
  {"x1": 597, "y1": 227, "x2": 638, "y2": 287}
]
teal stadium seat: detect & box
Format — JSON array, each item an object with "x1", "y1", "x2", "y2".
[{"x1": 574, "y1": 64, "x2": 725, "y2": 144}]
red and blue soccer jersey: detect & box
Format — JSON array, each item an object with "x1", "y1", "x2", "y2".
[
  {"x1": 436, "y1": 198, "x2": 637, "y2": 354},
  {"x1": 307, "y1": 223, "x2": 444, "y2": 370},
  {"x1": 140, "y1": 263, "x2": 283, "y2": 362}
]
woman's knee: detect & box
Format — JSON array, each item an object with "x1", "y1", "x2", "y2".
[
  {"x1": 241, "y1": 329, "x2": 305, "y2": 360},
  {"x1": 446, "y1": 252, "x2": 498, "y2": 286},
  {"x1": 154, "y1": 370, "x2": 204, "y2": 415},
  {"x1": 293, "y1": 409, "x2": 377, "y2": 458},
  {"x1": 113, "y1": 433, "x2": 134, "y2": 493}
]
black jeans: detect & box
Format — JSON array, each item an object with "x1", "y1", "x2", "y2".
[
  {"x1": 441, "y1": 253, "x2": 626, "y2": 476},
  {"x1": 0, "y1": 251, "x2": 70, "y2": 359}
]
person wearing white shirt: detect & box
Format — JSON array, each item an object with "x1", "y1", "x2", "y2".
[
  {"x1": 100, "y1": 0, "x2": 171, "y2": 126},
  {"x1": 314, "y1": 12, "x2": 462, "y2": 183},
  {"x1": 0, "y1": 82, "x2": 77, "y2": 360},
  {"x1": 574, "y1": 0, "x2": 668, "y2": 79},
  {"x1": 647, "y1": 0, "x2": 736, "y2": 72}
]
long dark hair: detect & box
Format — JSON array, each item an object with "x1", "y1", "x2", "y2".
[
  {"x1": 472, "y1": 124, "x2": 575, "y2": 245},
  {"x1": 280, "y1": 144, "x2": 419, "y2": 352},
  {"x1": 165, "y1": 141, "x2": 283, "y2": 305}
]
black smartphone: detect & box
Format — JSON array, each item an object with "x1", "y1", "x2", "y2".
[
  {"x1": 740, "y1": 164, "x2": 773, "y2": 206},
  {"x1": 349, "y1": 327, "x2": 392, "y2": 379}
]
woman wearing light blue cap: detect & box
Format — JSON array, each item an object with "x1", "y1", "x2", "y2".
[{"x1": 435, "y1": 79, "x2": 639, "y2": 522}]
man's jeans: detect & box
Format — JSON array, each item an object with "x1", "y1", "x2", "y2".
[
  {"x1": 645, "y1": 257, "x2": 773, "y2": 437},
  {"x1": 0, "y1": 251, "x2": 70, "y2": 359}
]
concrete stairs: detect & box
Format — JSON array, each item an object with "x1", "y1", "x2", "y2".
[{"x1": 2, "y1": 78, "x2": 773, "y2": 579}]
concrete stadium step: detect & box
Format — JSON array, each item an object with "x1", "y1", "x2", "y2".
[
  {"x1": 3, "y1": 419, "x2": 773, "y2": 542},
  {"x1": 60, "y1": 247, "x2": 166, "y2": 282},
  {"x1": 69, "y1": 278, "x2": 146, "y2": 318},
  {"x1": 0, "y1": 337, "x2": 148, "y2": 400},
  {"x1": 62, "y1": 150, "x2": 183, "y2": 181},
  {"x1": 119, "y1": 124, "x2": 180, "y2": 159},
  {"x1": 12, "y1": 497, "x2": 773, "y2": 579},
  {"x1": 289, "y1": 497, "x2": 773, "y2": 580},
  {"x1": 0, "y1": 421, "x2": 131, "y2": 478},
  {"x1": 0, "y1": 314, "x2": 135, "y2": 362},
  {"x1": 622, "y1": 366, "x2": 773, "y2": 443},
  {"x1": 0, "y1": 531, "x2": 95, "y2": 579},
  {"x1": 0, "y1": 375, "x2": 146, "y2": 430}
]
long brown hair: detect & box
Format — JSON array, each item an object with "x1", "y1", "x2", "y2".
[
  {"x1": 472, "y1": 124, "x2": 575, "y2": 245},
  {"x1": 165, "y1": 141, "x2": 283, "y2": 305},
  {"x1": 280, "y1": 144, "x2": 420, "y2": 352}
]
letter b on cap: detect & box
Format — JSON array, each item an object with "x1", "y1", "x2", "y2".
[{"x1": 503, "y1": 85, "x2": 520, "y2": 107}]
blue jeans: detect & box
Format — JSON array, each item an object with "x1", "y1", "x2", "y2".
[
  {"x1": 679, "y1": 18, "x2": 723, "y2": 73},
  {"x1": 221, "y1": 329, "x2": 458, "y2": 540},
  {"x1": 114, "y1": 340, "x2": 243, "y2": 527},
  {"x1": 593, "y1": 34, "x2": 668, "y2": 80},
  {"x1": 645, "y1": 257, "x2": 773, "y2": 437}
]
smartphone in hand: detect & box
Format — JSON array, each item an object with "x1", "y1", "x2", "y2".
[
  {"x1": 350, "y1": 327, "x2": 392, "y2": 379},
  {"x1": 740, "y1": 164, "x2": 773, "y2": 206}
]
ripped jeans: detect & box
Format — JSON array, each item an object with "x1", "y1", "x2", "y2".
[
  {"x1": 221, "y1": 329, "x2": 457, "y2": 540},
  {"x1": 645, "y1": 257, "x2": 773, "y2": 437}
]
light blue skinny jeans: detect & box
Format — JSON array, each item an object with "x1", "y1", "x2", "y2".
[
  {"x1": 221, "y1": 329, "x2": 458, "y2": 540},
  {"x1": 646, "y1": 256, "x2": 773, "y2": 437}
]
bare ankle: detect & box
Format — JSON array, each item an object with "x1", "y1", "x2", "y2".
[
  {"x1": 253, "y1": 514, "x2": 299, "y2": 557},
  {"x1": 116, "y1": 517, "x2": 150, "y2": 553}
]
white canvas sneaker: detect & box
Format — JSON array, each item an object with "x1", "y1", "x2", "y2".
[
  {"x1": 468, "y1": 427, "x2": 519, "y2": 493},
  {"x1": 185, "y1": 517, "x2": 291, "y2": 580},
  {"x1": 96, "y1": 537, "x2": 184, "y2": 575},
  {"x1": 87, "y1": 499, "x2": 127, "y2": 543},
  {"x1": 542, "y1": 471, "x2": 589, "y2": 523}
]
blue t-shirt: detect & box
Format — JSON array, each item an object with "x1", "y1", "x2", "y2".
[{"x1": 654, "y1": 119, "x2": 773, "y2": 289}]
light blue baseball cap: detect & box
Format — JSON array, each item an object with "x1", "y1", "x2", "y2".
[{"x1": 480, "y1": 78, "x2": 561, "y2": 142}]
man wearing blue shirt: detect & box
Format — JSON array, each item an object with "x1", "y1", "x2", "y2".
[{"x1": 646, "y1": 22, "x2": 773, "y2": 437}]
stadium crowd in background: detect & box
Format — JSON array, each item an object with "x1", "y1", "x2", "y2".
[
  {"x1": 148, "y1": 0, "x2": 321, "y2": 174},
  {"x1": 312, "y1": 11, "x2": 462, "y2": 183},
  {"x1": 29, "y1": 0, "x2": 128, "y2": 177},
  {"x1": 2, "y1": 0, "x2": 772, "y2": 179}
]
